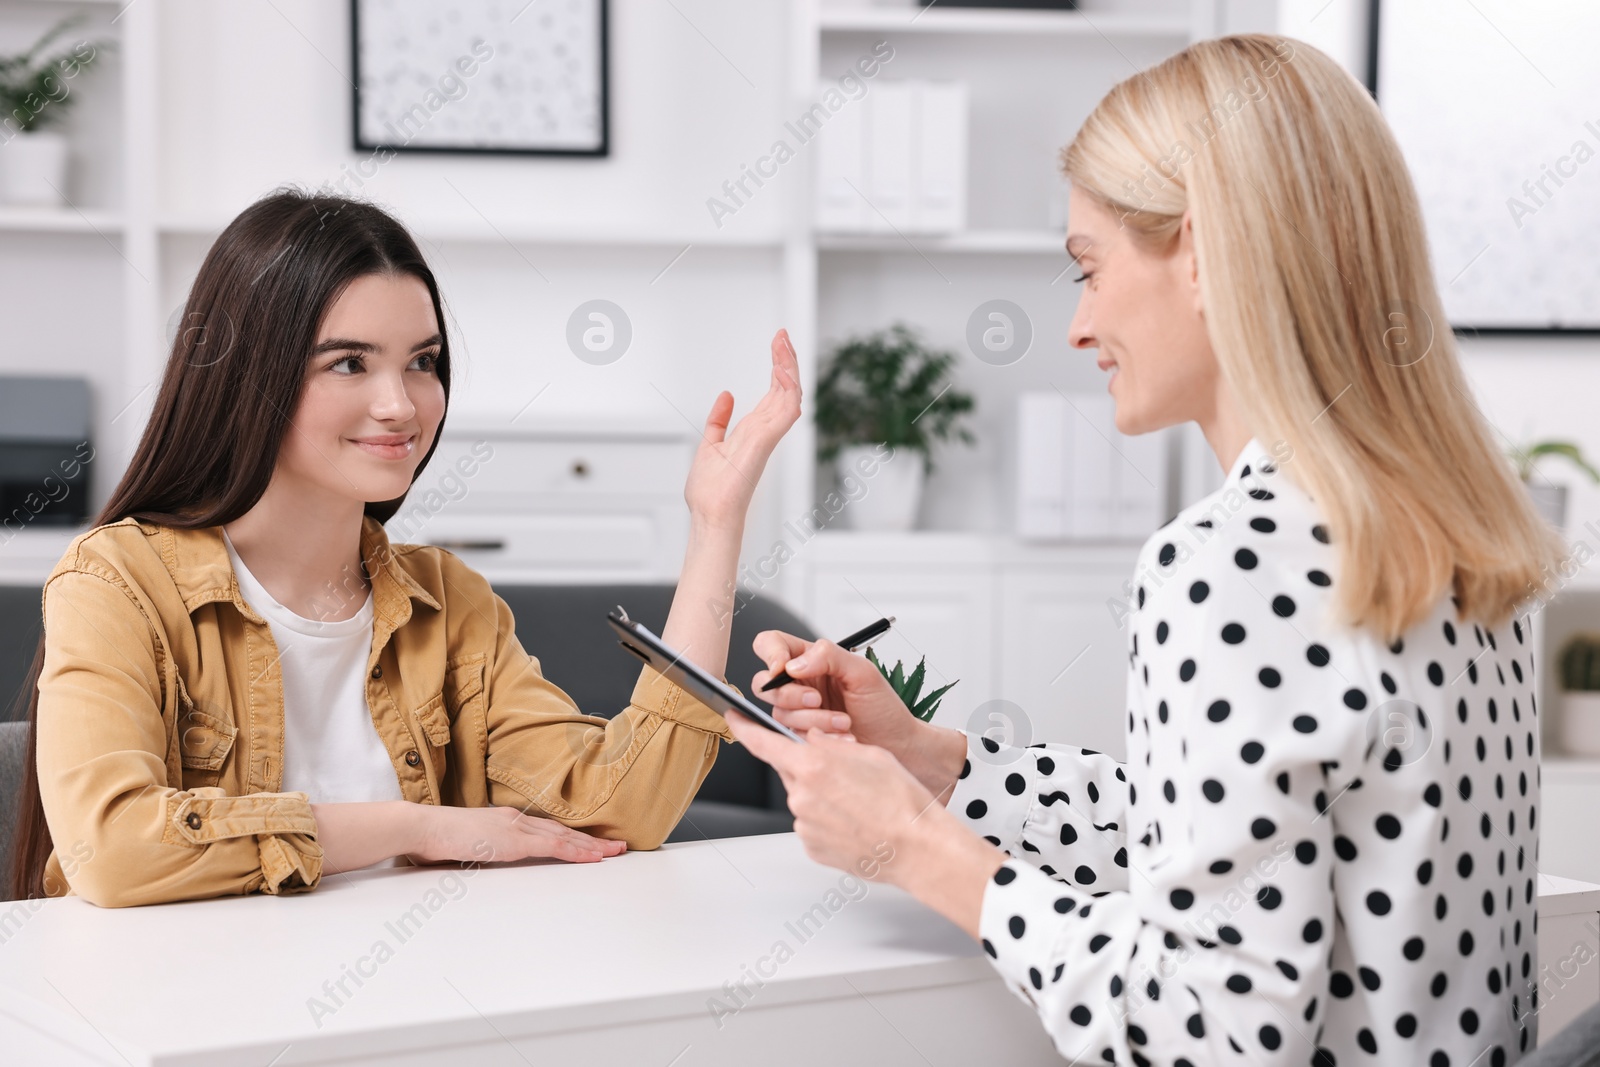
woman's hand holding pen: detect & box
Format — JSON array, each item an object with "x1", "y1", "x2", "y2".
[{"x1": 751, "y1": 630, "x2": 968, "y2": 800}]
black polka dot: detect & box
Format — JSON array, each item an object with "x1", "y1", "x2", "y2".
[
  {"x1": 1008, "y1": 915, "x2": 1026, "y2": 938},
  {"x1": 1235, "y1": 548, "x2": 1258, "y2": 570},
  {"x1": 1189, "y1": 581, "x2": 1209, "y2": 603},
  {"x1": 1170, "y1": 888, "x2": 1195, "y2": 910},
  {"x1": 1202, "y1": 779, "x2": 1225, "y2": 802},
  {"x1": 1222, "y1": 622, "x2": 1246, "y2": 644}
]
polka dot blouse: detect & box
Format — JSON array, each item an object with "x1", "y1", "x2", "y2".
[{"x1": 948, "y1": 436, "x2": 1540, "y2": 1066}]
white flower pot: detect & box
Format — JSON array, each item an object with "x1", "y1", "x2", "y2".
[
  {"x1": 0, "y1": 131, "x2": 70, "y2": 206},
  {"x1": 1557, "y1": 691, "x2": 1600, "y2": 756},
  {"x1": 1527, "y1": 483, "x2": 1568, "y2": 529},
  {"x1": 838, "y1": 444, "x2": 923, "y2": 531}
]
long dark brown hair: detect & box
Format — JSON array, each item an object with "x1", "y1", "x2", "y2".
[{"x1": 6, "y1": 189, "x2": 453, "y2": 900}]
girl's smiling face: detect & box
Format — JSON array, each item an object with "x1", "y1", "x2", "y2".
[
  {"x1": 276, "y1": 272, "x2": 447, "y2": 507},
  {"x1": 1065, "y1": 185, "x2": 1221, "y2": 436}
]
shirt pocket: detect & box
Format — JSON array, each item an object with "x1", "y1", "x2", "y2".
[
  {"x1": 175, "y1": 674, "x2": 237, "y2": 788},
  {"x1": 443, "y1": 652, "x2": 487, "y2": 731},
  {"x1": 409, "y1": 691, "x2": 454, "y2": 803}
]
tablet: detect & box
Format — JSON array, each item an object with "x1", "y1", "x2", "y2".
[{"x1": 606, "y1": 606, "x2": 804, "y2": 743}]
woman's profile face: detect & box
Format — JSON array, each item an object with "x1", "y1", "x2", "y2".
[
  {"x1": 276, "y1": 272, "x2": 447, "y2": 508},
  {"x1": 1065, "y1": 185, "x2": 1220, "y2": 436}
]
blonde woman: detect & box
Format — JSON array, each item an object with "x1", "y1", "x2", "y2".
[{"x1": 731, "y1": 34, "x2": 1566, "y2": 1067}]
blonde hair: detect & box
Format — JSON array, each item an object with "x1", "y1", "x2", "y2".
[{"x1": 1061, "y1": 33, "x2": 1567, "y2": 643}]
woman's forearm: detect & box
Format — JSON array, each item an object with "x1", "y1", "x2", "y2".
[
  {"x1": 660, "y1": 516, "x2": 745, "y2": 680},
  {"x1": 899, "y1": 723, "x2": 970, "y2": 803},
  {"x1": 311, "y1": 800, "x2": 423, "y2": 874},
  {"x1": 890, "y1": 803, "x2": 1007, "y2": 941}
]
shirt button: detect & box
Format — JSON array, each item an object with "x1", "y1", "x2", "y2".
[
  {"x1": 371, "y1": 665, "x2": 383, "y2": 680},
  {"x1": 405, "y1": 750, "x2": 422, "y2": 767},
  {"x1": 185, "y1": 812, "x2": 202, "y2": 829}
]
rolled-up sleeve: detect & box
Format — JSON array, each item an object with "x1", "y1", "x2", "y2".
[
  {"x1": 478, "y1": 589, "x2": 735, "y2": 850},
  {"x1": 36, "y1": 567, "x2": 323, "y2": 907}
]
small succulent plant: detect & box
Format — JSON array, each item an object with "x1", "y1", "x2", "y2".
[
  {"x1": 1560, "y1": 633, "x2": 1600, "y2": 692},
  {"x1": 865, "y1": 646, "x2": 957, "y2": 722}
]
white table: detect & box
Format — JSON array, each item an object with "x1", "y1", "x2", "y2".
[
  {"x1": 1, "y1": 834, "x2": 1597, "y2": 1066},
  {"x1": 1533, "y1": 871, "x2": 1600, "y2": 1042},
  {"x1": 0, "y1": 833, "x2": 1058, "y2": 1066}
]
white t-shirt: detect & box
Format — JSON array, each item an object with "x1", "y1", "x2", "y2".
[{"x1": 222, "y1": 529, "x2": 406, "y2": 868}]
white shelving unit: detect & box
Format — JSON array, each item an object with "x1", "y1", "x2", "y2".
[
  {"x1": 772, "y1": 0, "x2": 1216, "y2": 758},
  {"x1": 0, "y1": 0, "x2": 1216, "y2": 729}
]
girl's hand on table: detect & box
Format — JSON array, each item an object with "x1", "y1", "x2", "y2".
[{"x1": 406, "y1": 805, "x2": 626, "y2": 867}]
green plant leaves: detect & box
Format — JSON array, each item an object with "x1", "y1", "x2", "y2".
[
  {"x1": 814, "y1": 322, "x2": 977, "y2": 475},
  {"x1": 865, "y1": 645, "x2": 959, "y2": 722}
]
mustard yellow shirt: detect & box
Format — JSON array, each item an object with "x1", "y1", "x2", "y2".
[{"x1": 35, "y1": 515, "x2": 737, "y2": 907}]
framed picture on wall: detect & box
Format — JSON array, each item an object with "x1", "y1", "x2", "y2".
[
  {"x1": 1370, "y1": 0, "x2": 1600, "y2": 334},
  {"x1": 350, "y1": 0, "x2": 609, "y2": 157}
]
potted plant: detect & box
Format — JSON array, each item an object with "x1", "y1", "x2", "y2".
[
  {"x1": 1557, "y1": 633, "x2": 1600, "y2": 756},
  {"x1": 864, "y1": 647, "x2": 957, "y2": 722},
  {"x1": 815, "y1": 323, "x2": 976, "y2": 531},
  {"x1": 0, "y1": 15, "x2": 111, "y2": 206},
  {"x1": 1511, "y1": 439, "x2": 1600, "y2": 530}
]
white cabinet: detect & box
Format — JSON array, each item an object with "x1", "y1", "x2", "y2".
[
  {"x1": 794, "y1": 532, "x2": 1136, "y2": 759},
  {"x1": 384, "y1": 418, "x2": 696, "y2": 584},
  {"x1": 996, "y1": 565, "x2": 1132, "y2": 758}
]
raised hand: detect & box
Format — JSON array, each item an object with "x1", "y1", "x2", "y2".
[{"x1": 681, "y1": 328, "x2": 802, "y2": 531}]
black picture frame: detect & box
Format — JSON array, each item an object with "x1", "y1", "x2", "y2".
[
  {"x1": 1366, "y1": 0, "x2": 1600, "y2": 336},
  {"x1": 349, "y1": 0, "x2": 610, "y2": 159}
]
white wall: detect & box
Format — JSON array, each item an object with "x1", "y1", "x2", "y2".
[{"x1": 8, "y1": 0, "x2": 1599, "y2": 560}]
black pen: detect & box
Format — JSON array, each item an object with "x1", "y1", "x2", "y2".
[{"x1": 759, "y1": 616, "x2": 896, "y2": 692}]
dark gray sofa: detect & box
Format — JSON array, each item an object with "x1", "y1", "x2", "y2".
[{"x1": 0, "y1": 583, "x2": 812, "y2": 891}]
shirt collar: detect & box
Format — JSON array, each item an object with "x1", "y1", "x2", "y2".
[
  {"x1": 160, "y1": 514, "x2": 441, "y2": 623},
  {"x1": 1225, "y1": 435, "x2": 1270, "y2": 485}
]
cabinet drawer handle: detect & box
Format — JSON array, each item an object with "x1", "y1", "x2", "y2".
[
  {"x1": 427, "y1": 539, "x2": 507, "y2": 551},
  {"x1": 571, "y1": 460, "x2": 590, "y2": 478}
]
